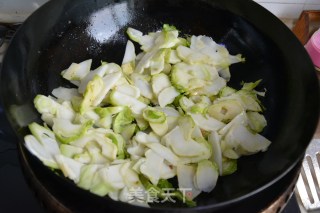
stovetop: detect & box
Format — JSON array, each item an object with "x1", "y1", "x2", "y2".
[{"x1": 0, "y1": 22, "x2": 303, "y2": 213}]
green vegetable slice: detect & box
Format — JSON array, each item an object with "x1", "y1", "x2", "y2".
[
  {"x1": 142, "y1": 107, "x2": 166, "y2": 123},
  {"x1": 24, "y1": 24, "x2": 270, "y2": 208}
]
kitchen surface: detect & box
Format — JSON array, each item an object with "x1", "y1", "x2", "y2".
[{"x1": 0, "y1": 0, "x2": 320, "y2": 213}]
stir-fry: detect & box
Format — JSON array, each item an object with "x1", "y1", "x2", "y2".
[{"x1": 24, "y1": 25, "x2": 271, "y2": 207}]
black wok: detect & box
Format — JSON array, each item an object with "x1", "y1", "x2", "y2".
[{"x1": 0, "y1": 0, "x2": 319, "y2": 212}]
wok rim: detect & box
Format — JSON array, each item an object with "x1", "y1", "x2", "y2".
[{"x1": 0, "y1": 0, "x2": 319, "y2": 211}]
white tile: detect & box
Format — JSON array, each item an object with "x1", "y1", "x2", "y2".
[
  {"x1": 0, "y1": 0, "x2": 49, "y2": 23},
  {"x1": 303, "y1": 4, "x2": 320, "y2": 10},
  {"x1": 258, "y1": 3, "x2": 305, "y2": 19},
  {"x1": 305, "y1": 0, "x2": 320, "y2": 4},
  {"x1": 254, "y1": 0, "x2": 306, "y2": 3}
]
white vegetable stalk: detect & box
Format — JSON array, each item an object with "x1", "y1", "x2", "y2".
[
  {"x1": 24, "y1": 24, "x2": 270, "y2": 208},
  {"x1": 62, "y1": 59, "x2": 92, "y2": 82}
]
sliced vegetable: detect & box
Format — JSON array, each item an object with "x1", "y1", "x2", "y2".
[
  {"x1": 177, "y1": 164, "x2": 201, "y2": 199},
  {"x1": 52, "y1": 118, "x2": 93, "y2": 144},
  {"x1": 149, "y1": 122, "x2": 169, "y2": 136},
  {"x1": 120, "y1": 123, "x2": 137, "y2": 142},
  {"x1": 151, "y1": 73, "x2": 171, "y2": 96},
  {"x1": 90, "y1": 167, "x2": 114, "y2": 196},
  {"x1": 25, "y1": 24, "x2": 270, "y2": 208},
  {"x1": 222, "y1": 124, "x2": 271, "y2": 157},
  {"x1": 208, "y1": 131, "x2": 223, "y2": 175},
  {"x1": 162, "y1": 126, "x2": 210, "y2": 157},
  {"x1": 106, "y1": 132, "x2": 126, "y2": 159},
  {"x1": 247, "y1": 111, "x2": 267, "y2": 133},
  {"x1": 78, "y1": 164, "x2": 100, "y2": 190},
  {"x1": 130, "y1": 73, "x2": 153, "y2": 100},
  {"x1": 114, "y1": 84, "x2": 140, "y2": 98},
  {"x1": 122, "y1": 40, "x2": 136, "y2": 66},
  {"x1": 34, "y1": 95, "x2": 75, "y2": 122},
  {"x1": 221, "y1": 157, "x2": 237, "y2": 176},
  {"x1": 61, "y1": 59, "x2": 92, "y2": 82},
  {"x1": 140, "y1": 149, "x2": 164, "y2": 185},
  {"x1": 142, "y1": 107, "x2": 166, "y2": 123},
  {"x1": 144, "y1": 142, "x2": 179, "y2": 166},
  {"x1": 158, "y1": 86, "x2": 180, "y2": 107},
  {"x1": 110, "y1": 91, "x2": 147, "y2": 115},
  {"x1": 207, "y1": 99, "x2": 244, "y2": 122},
  {"x1": 189, "y1": 113, "x2": 225, "y2": 131},
  {"x1": 60, "y1": 144, "x2": 83, "y2": 158},
  {"x1": 113, "y1": 107, "x2": 134, "y2": 133},
  {"x1": 24, "y1": 135, "x2": 59, "y2": 168},
  {"x1": 78, "y1": 63, "x2": 109, "y2": 93},
  {"x1": 52, "y1": 87, "x2": 79, "y2": 101},
  {"x1": 55, "y1": 154, "x2": 84, "y2": 183},
  {"x1": 80, "y1": 75, "x2": 104, "y2": 114},
  {"x1": 194, "y1": 160, "x2": 218, "y2": 192}
]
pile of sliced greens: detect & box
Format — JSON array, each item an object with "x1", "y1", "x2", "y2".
[{"x1": 24, "y1": 24, "x2": 271, "y2": 207}]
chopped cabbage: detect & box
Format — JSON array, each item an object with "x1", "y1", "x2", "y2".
[
  {"x1": 24, "y1": 24, "x2": 270, "y2": 208},
  {"x1": 61, "y1": 59, "x2": 92, "y2": 82}
]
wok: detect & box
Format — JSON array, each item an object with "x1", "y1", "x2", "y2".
[{"x1": 0, "y1": 0, "x2": 319, "y2": 212}]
